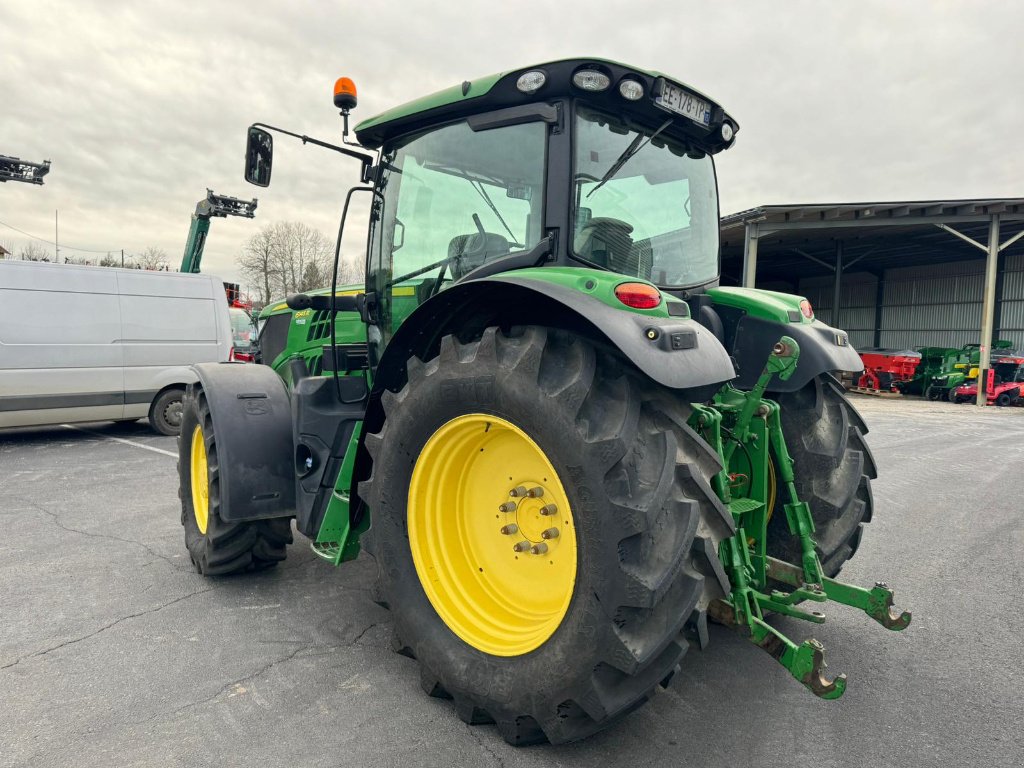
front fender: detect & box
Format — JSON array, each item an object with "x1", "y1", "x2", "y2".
[
  {"x1": 706, "y1": 287, "x2": 863, "y2": 392},
  {"x1": 191, "y1": 362, "x2": 296, "y2": 522},
  {"x1": 731, "y1": 315, "x2": 863, "y2": 391}
]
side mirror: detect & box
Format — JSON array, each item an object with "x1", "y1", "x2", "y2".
[{"x1": 244, "y1": 127, "x2": 273, "y2": 187}]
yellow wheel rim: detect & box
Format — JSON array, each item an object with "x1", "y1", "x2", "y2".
[
  {"x1": 408, "y1": 414, "x2": 578, "y2": 656},
  {"x1": 190, "y1": 424, "x2": 210, "y2": 535}
]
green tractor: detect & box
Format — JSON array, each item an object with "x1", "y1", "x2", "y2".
[
  {"x1": 178, "y1": 59, "x2": 909, "y2": 745},
  {"x1": 924, "y1": 341, "x2": 1012, "y2": 401}
]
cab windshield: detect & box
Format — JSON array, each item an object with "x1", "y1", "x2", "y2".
[{"x1": 572, "y1": 105, "x2": 719, "y2": 287}]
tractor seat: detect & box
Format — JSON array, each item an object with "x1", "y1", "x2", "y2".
[
  {"x1": 448, "y1": 232, "x2": 510, "y2": 279},
  {"x1": 574, "y1": 217, "x2": 652, "y2": 280}
]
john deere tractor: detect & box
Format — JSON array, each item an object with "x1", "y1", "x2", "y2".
[{"x1": 178, "y1": 59, "x2": 909, "y2": 745}]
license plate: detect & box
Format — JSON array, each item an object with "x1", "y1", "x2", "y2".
[{"x1": 655, "y1": 81, "x2": 711, "y2": 127}]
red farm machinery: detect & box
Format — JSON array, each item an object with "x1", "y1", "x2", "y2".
[{"x1": 854, "y1": 349, "x2": 921, "y2": 394}]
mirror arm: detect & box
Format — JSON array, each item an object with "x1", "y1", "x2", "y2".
[{"x1": 250, "y1": 122, "x2": 374, "y2": 175}]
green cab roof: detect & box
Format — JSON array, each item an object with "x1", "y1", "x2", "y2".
[{"x1": 353, "y1": 57, "x2": 736, "y2": 153}]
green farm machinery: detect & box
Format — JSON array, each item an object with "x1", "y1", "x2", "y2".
[
  {"x1": 177, "y1": 59, "x2": 909, "y2": 744},
  {"x1": 895, "y1": 341, "x2": 1011, "y2": 400},
  {"x1": 924, "y1": 341, "x2": 1012, "y2": 401}
]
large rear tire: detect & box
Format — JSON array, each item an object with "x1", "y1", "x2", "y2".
[
  {"x1": 360, "y1": 326, "x2": 733, "y2": 745},
  {"x1": 178, "y1": 384, "x2": 292, "y2": 575},
  {"x1": 767, "y1": 374, "x2": 876, "y2": 577}
]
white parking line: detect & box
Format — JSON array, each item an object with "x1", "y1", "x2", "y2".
[{"x1": 61, "y1": 424, "x2": 178, "y2": 458}]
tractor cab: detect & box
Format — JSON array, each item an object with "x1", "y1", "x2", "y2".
[{"x1": 356, "y1": 61, "x2": 735, "y2": 359}]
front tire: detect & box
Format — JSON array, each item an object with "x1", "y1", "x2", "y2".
[
  {"x1": 361, "y1": 327, "x2": 733, "y2": 745},
  {"x1": 178, "y1": 384, "x2": 292, "y2": 575},
  {"x1": 767, "y1": 374, "x2": 876, "y2": 577}
]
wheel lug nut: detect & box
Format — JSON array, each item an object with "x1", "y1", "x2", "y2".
[
  {"x1": 540, "y1": 527, "x2": 559, "y2": 540},
  {"x1": 509, "y1": 486, "x2": 528, "y2": 498},
  {"x1": 499, "y1": 502, "x2": 517, "y2": 512},
  {"x1": 530, "y1": 543, "x2": 548, "y2": 555},
  {"x1": 513, "y1": 540, "x2": 531, "y2": 552},
  {"x1": 526, "y1": 486, "x2": 544, "y2": 498},
  {"x1": 500, "y1": 524, "x2": 519, "y2": 535},
  {"x1": 540, "y1": 504, "x2": 557, "y2": 516}
]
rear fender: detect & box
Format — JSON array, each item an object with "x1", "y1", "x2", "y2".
[
  {"x1": 371, "y1": 275, "x2": 736, "y2": 403},
  {"x1": 191, "y1": 362, "x2": 295, "y2": 522},
  {"x1": 350, "y1": 275, "x2": 737, "y2": 549}
]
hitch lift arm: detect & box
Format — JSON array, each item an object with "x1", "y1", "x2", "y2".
[{"x1": 693, "y1": 336, "x2": 911, "y2": 699}]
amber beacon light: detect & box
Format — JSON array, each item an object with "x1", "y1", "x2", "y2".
[{"x1": 333, "y1": 77, "x2": 358, "y2": 110}]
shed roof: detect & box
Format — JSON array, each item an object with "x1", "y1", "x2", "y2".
[{"x1": 721, "y1": 198, "x2": 1024, "y2": 283}]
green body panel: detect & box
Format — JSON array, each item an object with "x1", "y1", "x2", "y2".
[
  {"x1": 257, "y1": 281, "x2": 428, "y2": 377},
  {"x1": 705, "y1": 286, "x2": 813, "y2": 324},
  {"x1": 311, "y1": 423, "x2": 366, "y2": 564},
  {"x1": 497, "y1": 266, "x2": 688, "y2": 318},
  {"x1": 354, "y1": 57, "x2": 717, "y2": 146},
  {"x1": 354, "y1": 73, "x2": 504, "y2": 136}
]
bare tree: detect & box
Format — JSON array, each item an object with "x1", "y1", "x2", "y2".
[
  {"x1": 239, "y1": 226, "x2": 280, "y2": 306},
  {"x1": 19, "y1": 242, "x2": 51, "y2": 261},
  {"x1": 138, "y1": 247, "x2": 169, "y2": 271},
  {"x1": 273, "y1": 221, "x2": 333, "y2": 293},
  {"x1": 336, "y1": 254, "x2": 362, "y2": 286},
  {"x1": 238, "y1": 221, "x2": 335, "y2": 302}
]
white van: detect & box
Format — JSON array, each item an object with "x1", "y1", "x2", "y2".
[{"x1": 0, "y1": 260, "x2": 233, "y2": 435}]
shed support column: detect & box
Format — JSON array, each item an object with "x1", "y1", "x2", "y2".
[
  {"x1": 832, "y1": 239, "x2": 843, "y2": 329},
  {"x1": 742, "y1": 222, "x2": 759, "y2": 288},
  {"x1": 977, "y1": 215, "x2": 1001, "y2": 406},
  {"x1": 872, "y1": 270, "x2": 885, "y2": 348}
]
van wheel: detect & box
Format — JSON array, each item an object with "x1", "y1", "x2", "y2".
[{"x1": 150, "y1": 388, "x2": 185, "y2": 436}]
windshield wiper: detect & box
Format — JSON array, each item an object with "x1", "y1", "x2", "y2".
[
  {"x1": 470, "y1": 179, "x2": 519, "y2": 245},
  {"x1": 586, "y1": 118, "x2": 673, "y2": 199}
]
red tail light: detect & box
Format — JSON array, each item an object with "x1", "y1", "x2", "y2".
[
  {"x1": 799, "y1": 299, "x2": 814, "y2": 319},
  {"x1": 614, "y1": 282, "x2": 662, "y2": 309},
  {"x1": 228, "y1": 347, "x2": 237, "y2": 362}
]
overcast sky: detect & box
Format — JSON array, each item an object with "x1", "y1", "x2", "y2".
[{"x1": 2, "y1": 1, "x2": 1022, "y2": 292}]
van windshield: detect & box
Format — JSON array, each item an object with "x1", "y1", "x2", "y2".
[{"x1": 228, "y1": 307, "x2": 254, "y2": 347}]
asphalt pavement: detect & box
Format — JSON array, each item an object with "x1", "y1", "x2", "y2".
[{"x1": 1, "y1": 397, "x2": 1022, "y2": 767}]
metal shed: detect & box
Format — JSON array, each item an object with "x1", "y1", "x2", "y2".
[{"x1": 720, "y1": 199, "x2": 1024, "y2": 402}]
